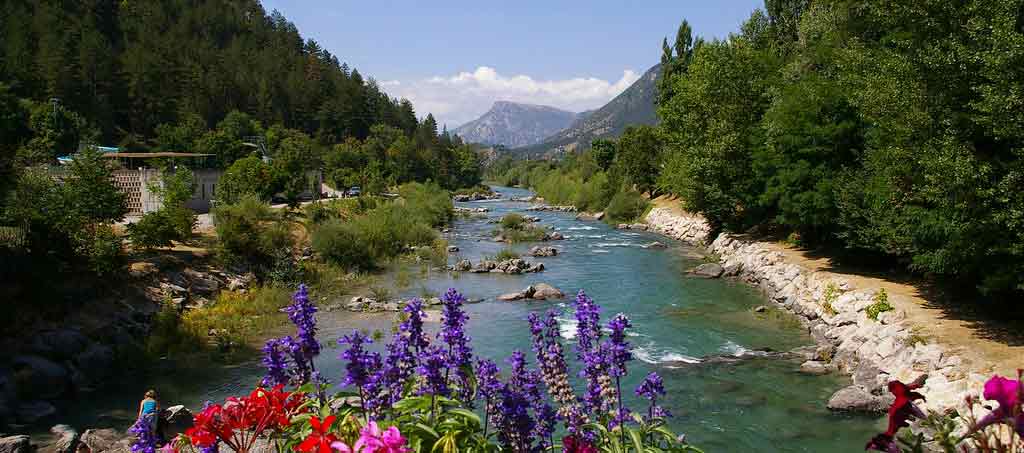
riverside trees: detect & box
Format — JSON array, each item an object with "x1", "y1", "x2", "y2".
[{"x1": 653, "y1": 0, "x2": 1024, "y2": 298}]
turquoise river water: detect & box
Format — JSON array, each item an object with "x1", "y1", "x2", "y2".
[{"x1": 57, "y1": 186, "x2": 881, "y2": 452}]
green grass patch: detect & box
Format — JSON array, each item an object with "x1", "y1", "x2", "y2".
[{"x1": 866, "y1": 288, "x2": 894, "y2": 320}]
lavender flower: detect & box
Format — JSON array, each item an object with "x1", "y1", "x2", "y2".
[
  {"x1": 636, "y1": 371, "x2": 671, "y2": 420},
  {"x1": 129, "y1": 417, "x2": 159, "y2": 453},
  {"x1": 338, "y1": 331, "x2": 381, "y2": 388},
  {"x1": 495, "y1": 384, "x2": 534, "y2": 452},
  {"x1": 476, "y1": 358, "x2": 503, "y2": 438},
  {"x1": 505, "y1": 350, "x2": 557, "y2": 449},
  {"x1": 574, "y1": 290, "x2": 608, "y2": 414},
  {"x1": 282, "y1": 284, "x2": 320, "y2": 367},
  {"x1": 362, "y1": 299, "x2": 431, "y2": 416},
  {"x1": 401, "y1": 298, "x2": 430, "y2": 354},
  {"x1": 603, "y1": 313, "x2": 633, "y2": 431},
  {"x1": 605, "y1": 314, "x2": 633, "y2": 378},
  {"x1": 260, "y1": 337, "x2": 290, "y2": 387},
  {"x1": 529, "y1": 310, "x2": 587, "y2": 434},
  {"x1": 439, "y1": 288, "x2": 473, "y2": 401},
  {"x1": 416, "y1": 345, "x2": 450, "y2": 397},
  {"x1": 283, "y1": 335, "x2": 312, "y2": 384}
]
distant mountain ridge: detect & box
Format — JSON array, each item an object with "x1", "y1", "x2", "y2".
[
  {"x1": 454, "y1": 101, "x2": 580, "y2": 148},
  {"x1": 510, "y1": 63, "x2": 661, "y2": 159}
]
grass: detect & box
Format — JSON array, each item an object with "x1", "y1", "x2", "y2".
[
  {"x1": 491, "y1": 248, "x2": 520, "y2": 261},
  {"x1": 821, "y1": 283, "x2": 839, "y2": 316},
  {"x1": 494, "y1": 225, "x2": 549, "y2": 243}
]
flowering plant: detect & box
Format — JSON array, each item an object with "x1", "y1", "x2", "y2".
[{"x1": 168, "y1": 285, "x2": 702, "y2": 453}]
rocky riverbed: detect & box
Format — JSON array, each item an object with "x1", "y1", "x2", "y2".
[{"x1": 644, "y1": 206, "x2": 991, "y2": 431}]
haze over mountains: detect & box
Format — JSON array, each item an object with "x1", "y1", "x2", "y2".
[
  {"x1": 453, "y1": 101, "x2": 581, "y2": 148},
  {"x1": 514, "y1": 63, "x2": 661, "y2": 158},
  {"x1": 456, "y1": 63, "x2": 660, "y2": 157}
]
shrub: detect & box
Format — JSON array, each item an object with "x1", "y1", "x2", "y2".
[
  {"x1": 500, "y1": 213, "x2": 526, "y2": 230},
  {"x1": 128, "y1": 210, "x2": 180, "y2": 249},
  {"x1": 605, "y1": 189, "x2": 649, "y2": 222},
  {"x1": 311, "y1": 220, "x2": 373, "y2": 270},
  {"x1": 866, "y1": 288, "x2": 894, "y2": 320},
  {"x1": 77, "y1": 224, "x2": 123, "y2": 276},
  {"x1": 213, "y1": 195, "x2": 293, "y2": 273}
]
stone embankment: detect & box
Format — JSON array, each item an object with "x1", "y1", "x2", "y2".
[
  {"x1": 448, "y1": 258, "x2": 545, "y2": 274},
  {"x1": 453, "y1": 191, "x2": 501, "y2": 202},
  {"x1": 643, "y1": 206, "x2": 987, "y2": 423}
]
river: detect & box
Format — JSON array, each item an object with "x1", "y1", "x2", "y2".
[{"x1": 59, "y1": 186, "x2": 880, "y2": 452}]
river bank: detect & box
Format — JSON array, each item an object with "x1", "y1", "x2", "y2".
[{"x1": 643, "y1": 198, "x2": 1021, "y2": 433}]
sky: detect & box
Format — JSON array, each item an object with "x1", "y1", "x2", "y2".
[{"x1": 260, "y1": 0, "x2": 765, "y2": 128}]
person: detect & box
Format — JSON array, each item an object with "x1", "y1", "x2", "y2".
[{"x1": 137, "y1": 389, "x2": 160, "y2": 435}]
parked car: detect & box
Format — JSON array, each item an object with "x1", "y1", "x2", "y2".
[{"x1": 347, "y1": 186, "x2": 361, "y2": 197}]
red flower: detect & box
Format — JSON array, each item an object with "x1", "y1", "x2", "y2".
[
  {"x1": 865, "y1": 379, "x2": 926, "y2": 452},
  {"x1": 185, "y1": 385, "x2": 304, "y2": 453},
  {"x1": 297, "y1": 416, "x2": 340, "y2": 453},
  {"x1": 563, "y1": 435, "x2": 597, "y2": 453}
]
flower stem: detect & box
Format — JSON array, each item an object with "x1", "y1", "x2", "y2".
[{"x1": 616, "y1": 375, "x2": 625, "y2": 447}]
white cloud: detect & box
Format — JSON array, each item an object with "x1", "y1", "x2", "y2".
[{"x1": 384, "y1": 66, "x2": 640, "y2": 128}]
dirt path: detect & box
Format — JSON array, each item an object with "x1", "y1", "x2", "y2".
[{"x1": 652, "y1": 196, "x2": 1024, "y2": 377}]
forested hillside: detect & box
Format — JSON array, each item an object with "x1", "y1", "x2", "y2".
[{"x1": 0, "y1": 0, "x2": 481, "y2": 283}]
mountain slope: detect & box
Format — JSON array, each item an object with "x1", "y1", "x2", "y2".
[
  {"x1": 454, "y1": 101, "x2": 579, "y2": 148},
  {"x1": 510, "y1": 63, "x2": 661, "y2": 158}
]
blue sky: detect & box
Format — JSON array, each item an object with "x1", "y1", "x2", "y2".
[{"x1": 260, "y1": 0, "x2": 764, "y2": 127}]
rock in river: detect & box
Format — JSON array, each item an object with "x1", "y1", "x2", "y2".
[
  {"x1": 689, "y1": 263, "x2": 724, "y2": 278},
  {"x1": 497, "y1": 283, "x2": 565, "y2": 301},
  {"x1": 529, "y1": 246, "x2": 558, "y2": 257},
  {"x1": 826, "y1": 385, "x2": 892, "y2": 413},
  {"x1": 0, "y1": 435, "x2": 31, "y2": 453}
]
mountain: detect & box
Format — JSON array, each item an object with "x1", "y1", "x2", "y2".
[
  {"x1": 510, "y1": 63, "x2": 661, "y2": 159},
  {"x1": 454, "y1": 101, "x2": 580, "y2": 148}
]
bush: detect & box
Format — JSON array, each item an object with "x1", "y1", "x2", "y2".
[
  {"x1": 500, "y1": 213, "x2": 526, "y2": 230},
  {"x1": 76, "y1": 224, "x2": 123, "y2": 276},
  {"x1": 128, "y1": 210, "x2": 180, "y2": 249},
  {"x1": 604, "y1": 189, "x2": 649, "y2": 222},
  {"x1": 866, "y1": 289, "x2": 894, "y2": 320},
  {"x1": 213, "y1": 195, "x2": 293, "y2": 273},
  {"x1": 311, "y1": 199, "x2": 440, "y2": 271}
]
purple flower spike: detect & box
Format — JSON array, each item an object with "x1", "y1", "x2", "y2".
[
  {"x1": 338, "y1": 331, "x2": 381, "y2": 388},
  {"x1": 636, "y1": 371, "x2": 671, "y2": 420},
  {"x1": 283, "y1": 284, "x2": 321, "y2": 361},
  {"x1": 260, "y1": 337, "x2": 290, "y2": 387},
  {"x1": 439, "y1": 288, "x2": 473, "y2": 401},
  {"x1": 417, "y1": 345, "x2": 451, "y2": 397}
]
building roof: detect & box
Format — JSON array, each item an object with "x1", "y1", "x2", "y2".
[{"x1": 100, "y1": 152, "x2": 215, "y2": 158}]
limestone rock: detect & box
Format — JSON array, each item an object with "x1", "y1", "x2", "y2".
[
  {"x1": 799, "y1": 360, "x2": 832, "y2": 375},
  {"x1": 128, "y1": 261, "x2": 158, "y2": 278},
  {"x1": 49, "y1": 424, "x2": 79, "y2": 453},
  {"x1": 453, "y1": 259, "x2": 472, "y2": 272},
  {"x1": 827, "y1": 386, "x2": 890, "y2": 413},
  {"x1": 689, "y1": 263, "x2": 724, "y2": 278},
  {"x1": 79, "y1": 429, "x2": 124, "y2": 453},
  {"x1": 531, "y1": 283, "x2": 565, "y2": 300},
  {"x1": 529, "y1": 246, "x2": 558, "y2": 257},
  {"x1": 0, "y1": 436, "x2": 31, "y2": 453}
]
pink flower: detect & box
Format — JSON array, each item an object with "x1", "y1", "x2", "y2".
[
  {"x1": 974, "y1": 373, "x2": 1024, "y2": 437},
  {"x1": 330, "y1": 441, "x2": 353, "y2": 453},
  {"x1": 354, "y1": 422, "x2": 410, "y2": 453}
]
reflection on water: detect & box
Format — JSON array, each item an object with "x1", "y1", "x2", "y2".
[{"x1": 57, "y1": 186, "x2": 881, "y2": 452}]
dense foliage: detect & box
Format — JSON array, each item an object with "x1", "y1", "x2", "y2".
[
  {"x1": 652, "y1": 1, "x2": 1024, "y2": 297},
  {"x1": 310, "y1": 183, "x2": 452, "y2": 271}
]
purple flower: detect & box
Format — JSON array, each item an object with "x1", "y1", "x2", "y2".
[
  {"x1": 261, "y1": 337, "x2": 290, "y2": 387},
  {"x1": 529, "y1": 310, "x2": 587, "y2": 434},
  {"x1": 439, "y1": 288, "x2": 473, "y2": 401},
  {"x1": 604, "y1": 314, "x2": 632, "y2": 378},
  {"x1": 476, "y1": 358, "x2": 503, "y2": 404},
  {"x1": 282, "y1": 284, "x2": 320, "y2": 363},
  {"x1": 338, "y1": 331, "x2": 381, "y2": 388},
  {"x1": 494, "y1": 370, "x2": 535, "y2": 453},
  {"x1": 636, "y1": 372, "x2": 671, "y2": 420},
  {"x1": 401, "y1": 298, "x2": 430, "y2": 354},
  {"x1": 416, "y1": 345, "x2": 450, "y2": 397},
  {"x1": 129, "y1": 417, "x2": 159, "y2": 453},
  {"x1": 573, "y1": 290, "x2": 609, "y2": 414},
  {"x1": 362, "y1": 299, "x2": 431, "y2": 415},
  {"x1": 282, "y1": 335, "x2": 312, "y2": 384},
  {"x1": 505, "y1": 350, "x2": 557, "y2": 449}
]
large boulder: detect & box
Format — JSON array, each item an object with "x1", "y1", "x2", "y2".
[
  {"x1": 0, "y1": 436, "x2": 31, "y2": 453},
  {"x1": 543, "y1": 232, "x2": 565, "y2": 241},
  {"x1": 452, "y1": 259, "x2": 472, "y2": 272},
  {"x1": 12, "y1": 355, "x2": 70, "y2": 399},
  {"x1": 497, "y1": 291, "x2": 528, "y2": 301},
  {"x1": 689, "y1": 263, "x2": 724, "y2": 279},
  {"x1": 799, "y1": 360, "x2": 832, "y2": 375},
  {"x1": 184, "y1": 268, "x2": 220, "y2": 295},
  {"x1": 161, "y1": 405, "x2": 194, "y2": 440},
  {"x1": 74, "y1": 344, "x2": 116, "y2": 382},
  {"x1": 531, "y1": 283, "x2": 564, "y2": 300},
  {"x1": 529, "y1": 246, "x2": 558, "y2": 257},
  {"x1": 79, "y1": 429, "x2": 124, "y2": 453},
  {"x1": 826, "y1": 385, "x2": 891, "y2": 413},
  {"x1": 30, "y1": 329, "x2": 89, "y2": 360},
  {"x1": 48, "y1": 424, "x2": 79, "y2": 453}
]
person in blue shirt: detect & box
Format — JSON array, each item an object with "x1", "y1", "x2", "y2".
[{"x1": 136, "y1": 389, "x2": 160, "y2": 434}]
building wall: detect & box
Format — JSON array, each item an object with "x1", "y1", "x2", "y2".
[{"x1": 112, "y1": 168, "x2": 223, "y2": 215}]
